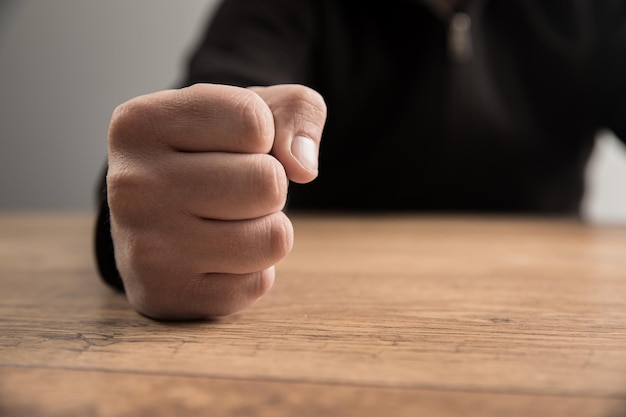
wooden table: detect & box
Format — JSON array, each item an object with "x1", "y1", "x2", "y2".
[{"x1": 1, "y1": 213, "x2": 625, "y2": 417}]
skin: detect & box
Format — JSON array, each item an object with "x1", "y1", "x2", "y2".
[{"x1": 107, "y1": 83, "x2": 327, "y2": 320}]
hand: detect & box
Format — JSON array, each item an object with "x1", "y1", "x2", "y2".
[{"x1": 106, "y1": 83, "x2": 327, "y2": 319}]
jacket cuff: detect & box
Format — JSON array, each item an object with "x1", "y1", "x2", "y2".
[{"x1": 94, "y1": 166, "x2": 125, "y2": 292}]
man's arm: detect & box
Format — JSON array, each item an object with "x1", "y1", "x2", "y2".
[
  {"x1": 94, "y1": 0, "x2": 325, "y2": 319},
  {"x1": 185, "y1": 0, "x2": 318, "y2": 87}
]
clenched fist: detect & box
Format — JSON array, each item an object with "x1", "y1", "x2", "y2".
[{"x1": 106, "y1": 83, "x2": 326, "y2": 319}]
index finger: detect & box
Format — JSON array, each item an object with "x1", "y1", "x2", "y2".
[{"x1": 108, "y1": 83, "x2": 275, "y2": 155}]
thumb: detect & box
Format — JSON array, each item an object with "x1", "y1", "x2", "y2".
[{"x1": 249, "y1": 85, "x2": 327, "y2": 184}]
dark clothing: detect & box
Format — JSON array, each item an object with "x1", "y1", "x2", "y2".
[{"x1": 96, "y1": 0, "x2": 626, "y2": 290}]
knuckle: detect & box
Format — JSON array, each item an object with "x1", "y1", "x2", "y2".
[
  {"x1": 271, "y1": 86, "x2": 327, "y2": 140},
  {"x1": 106, "y1": 169, "x2": 135, "y2": 214},
  {"x1": 237, "y1": 90, "x2": 274, "y2": 152},
  {"x1": 251, "y1": 268, "x2": 275, "y2": 301},
  {"x1": 106, "y1": 165, "x2": 159, "y2": 226},
  {"x1": 282, "y1": 86, "x2": 327, "y2": 121},
  {"x1": 108, "y1": 97, "x2": 153, "y2": 149},
  {"x1": 265, "y1": 212, "x2": 294, "y2": 262},
  {"x1": 251, "y1": 155, "x2": 288, "y2": 211},
  {"x1": 235, "y1": 215, "x2": 292, "y2": 271}
]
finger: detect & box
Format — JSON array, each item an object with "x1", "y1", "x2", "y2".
[
  {"x1": 249, "y1": 85, "x2": 327, "y2": 184},
  {"x1": 115, "y1": 211, "x2": 294, "y2": 276},
  {"x1": 108, "y1": 83, "x2": 275, "y2": 155},
  {"x1": 169, "y1": 152, "x2": 288, "y2": 220},
  {"x1": 122, "y1": 151, "x2": 287, "y2": 221},
  {"x1": 125, "y1": 267, "x2": 276, "y2": 320},
  {"x1": 178, "y1": 212, "x2": 294, "y2": 275}
]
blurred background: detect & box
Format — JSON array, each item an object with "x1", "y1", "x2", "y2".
[
  {"x1": 0, "y1": 0, "x2": 218, "y2": 210},
  {"x1": 1, "y1": 0, "x2": 625, "y2": 223}
]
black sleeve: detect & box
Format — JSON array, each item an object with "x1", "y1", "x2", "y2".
[
  {"x1": 94, "y1": 0, "x2": 319, "y2": 291},
  {"x1": 184, "y1": 0, "x2": 318, "y2": 87},
  {"x1": 594, "y1": 0, "x2": 626, "y2": 143},
  {"x1": 94, "y1": 166, "x2": 124, "y2": 291}
]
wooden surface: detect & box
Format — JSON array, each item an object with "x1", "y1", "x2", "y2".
[{"x1": 1, "y1": 213, "x2": 625, "y2": 417}]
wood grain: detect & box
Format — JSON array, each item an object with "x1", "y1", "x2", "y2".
[
  {"x1": 1, "y1": 213, "x2": 625, "y2": 416},
  {"x1": 2, "y1": 367, "x2": 625, "y2": 417}
]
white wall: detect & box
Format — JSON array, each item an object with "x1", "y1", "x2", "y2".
[
  {"x1": 1, "y1": 1, "x2": 625, "y2": 223},
  {"x1": 0, "y1": 0, "x2": 219, "y2": 210},
  {"x1": 581, "y1": 132, "x2": 626, "y2": 224}
]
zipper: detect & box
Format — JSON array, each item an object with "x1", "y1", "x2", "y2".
[
  {"x1": 420, "y1": 0, "x2": 473, "y2": 63},
  {"x1": 448, "y1": 12, "x2": 473, "y2": 62}
]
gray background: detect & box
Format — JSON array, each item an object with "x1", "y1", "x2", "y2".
[{"x1": 1, "y1": 1, "x2": 625, "y2": 223}]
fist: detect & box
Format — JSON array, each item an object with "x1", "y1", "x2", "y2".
[{"x1": 106, "y1": 84, "x2": 326, "y2": 319}]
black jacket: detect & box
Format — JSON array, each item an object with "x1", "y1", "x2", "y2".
[{"x1": 96, "y1": 0, "x2": 626, "y2": 290}]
